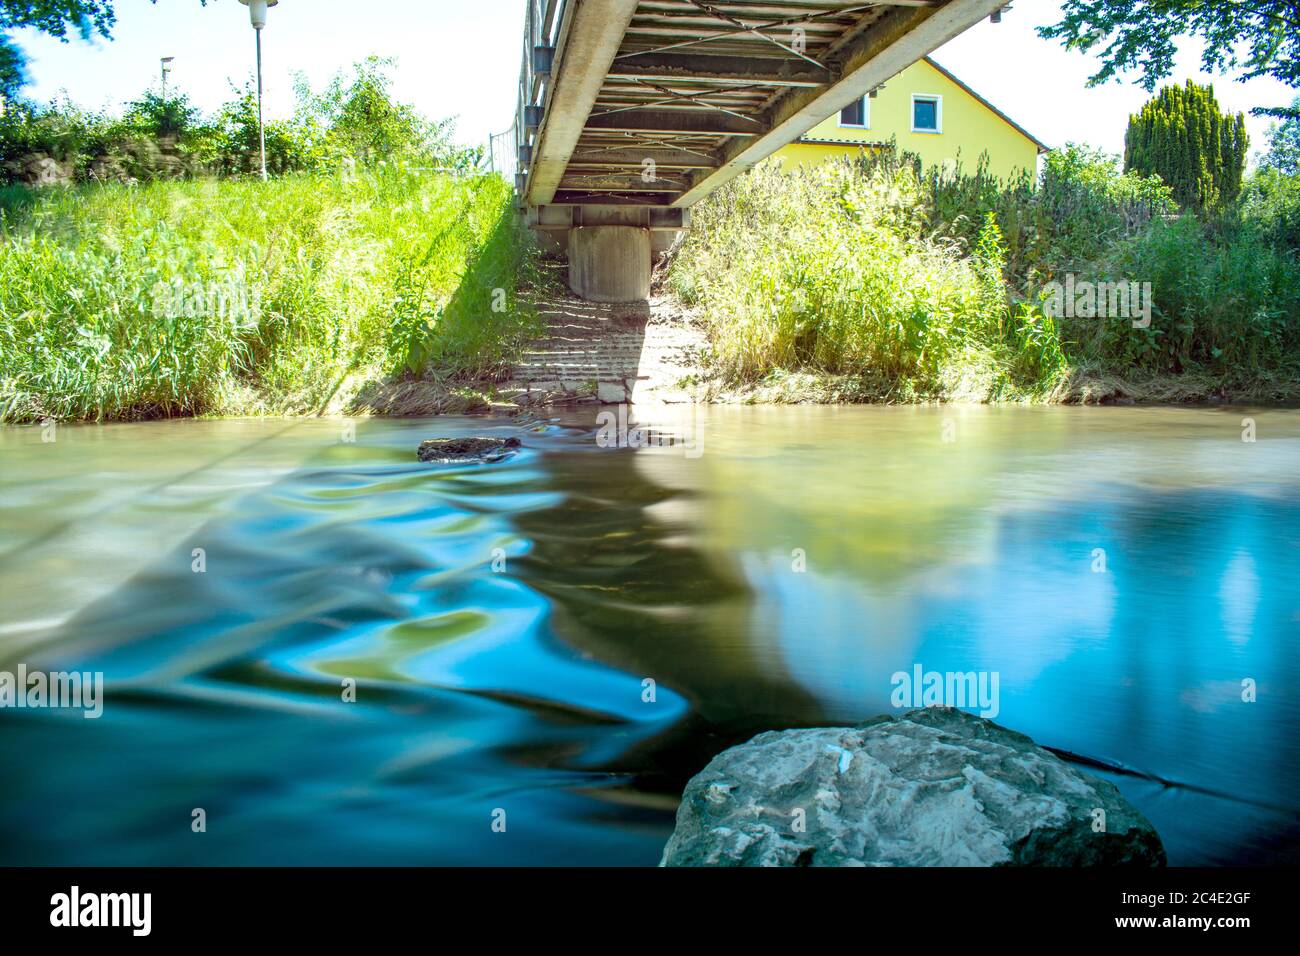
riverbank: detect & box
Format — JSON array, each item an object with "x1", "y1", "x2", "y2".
[
  {"x1": 4, "y1": 153, "x2": 1297, "y2": 423},
  {"x1": 0, "y1": 167, "x2": 541, "y2": 424},
  {"x1": 672, "y1": 353, "x2": 1300, "y2": 407},
  {"x1": 662, "y1": 151, "x2": 1300, "y2": 408},
  {"x1": 495, "y1": 285, "x2": 1300, "y2": 409}
]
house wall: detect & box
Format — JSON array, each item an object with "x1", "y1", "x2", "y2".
[{"x1": 771, "y1": 59, "x2": 1041, "y2": 181}]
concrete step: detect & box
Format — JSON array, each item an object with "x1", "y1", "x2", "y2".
[{"x1": 511, "y1": 292, "x2": 706, "y2": 404}]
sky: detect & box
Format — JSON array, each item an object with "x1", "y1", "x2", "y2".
[{"x1": 7, "y1": 0, "x2": 1295, "y2": 160}]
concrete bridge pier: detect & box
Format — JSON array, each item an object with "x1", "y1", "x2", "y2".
[
  {"x1": 528, "y1": 205, "x2": 688, "y2": 303},
  {"x1": 568, "y1": 226, "x2": 650, "y2": 303}
]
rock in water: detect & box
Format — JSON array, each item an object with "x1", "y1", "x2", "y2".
[
  {"x1": 660, "y1": 707, "x2": 1165, "y2": 867},
  {"x1": 417, "y1": 437, "x2": 522, "y2": 463}
]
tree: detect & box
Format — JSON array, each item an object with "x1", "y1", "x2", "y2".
[
  {"x1": 213, "y1": 81, "x2": 318, "y2": 176},
  {"x1": 1260, "y1": 96, "x2": 1300, "y2": 174},
  {"x1": 121, "y1": 89, "x2": 199, "y2": 138},
  {"x1": 1, "y1": 2, "x2": 203, "y2": 100},
  {"x1": 1124, "y1": 81, "x2": 1248, "y2": 211},
  {"x1": 295, "y1": 57, "x2": 458, "y2": 167},
  {"x1": 1039, "y1": 0, "x2": 1300, "y2": 119},
  {"x1": 1, "y1": 2, "x2": 115, "y2": 99}
]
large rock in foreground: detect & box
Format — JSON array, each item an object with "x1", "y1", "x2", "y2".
[
  {"x1": 417, "y1": 437, "x2": 521, "y2": 463},
  {"x1": 661, "y1": 707, "x2": 1165, "y2": 867}
]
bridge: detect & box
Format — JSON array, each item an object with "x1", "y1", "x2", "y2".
[{"x1": 509, "y1": 0, "x2": 1004, "y2": 301}]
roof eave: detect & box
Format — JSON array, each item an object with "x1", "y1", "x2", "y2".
[{"x1": 921, "y1": 55, "x2": 1050, "y2": 153}]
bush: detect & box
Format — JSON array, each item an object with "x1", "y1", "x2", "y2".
[
  {"x1": 119, "y1": 91, "x2": 200, "y2": 139},
  {"x1": 1124, "y1": 81, "x2": 1248, "y2": 212},
  {"x1": 1074, "y1": 216, "x2": 1300, "y2": 374},
  {"x1": 209, "y1": 83, "x2": 321, "y2": 177},
  {"x1": 1239, "y1": 168, "x2": 1300, "y2": 255},
  {"x1": 0, "y1": 96, "x2": 109, "y2": 176},
  {"x1": 1031, "y1": 145, "x2": 1175, "y2": 273},
  {"x1": 294, "y1": 56, "x2": 467, "y2": 169},
  {"x1": 850, "y1": 143, "x2": 1175, "y2": 289}
]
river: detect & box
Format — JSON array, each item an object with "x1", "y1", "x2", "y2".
[{"x1": 1, "y1": 405, "x2": 1297, "y2": 865}]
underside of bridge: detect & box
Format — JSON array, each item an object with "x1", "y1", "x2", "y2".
[{"x1": 516, "y1": 0, "x2": 1004, "y2": 301}]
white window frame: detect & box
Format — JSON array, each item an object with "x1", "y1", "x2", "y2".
[
  {"x1": 911, "y1": 93, "x2": 942, "y2": 134},
  {"x1": 838, "y1": 95, "x2": 869, "y2": 130}
]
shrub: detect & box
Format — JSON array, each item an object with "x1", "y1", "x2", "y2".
[
  {"x1": 850, "y1": 143, "x2": 1175, "y2": 289},
  {"x1": 0, "y1": 56, "x2": 477, "y2": 185},
  {"x1": 1033, "y1": 145, "x2": 1175, "y2": 271},
  {"x1": 1239, "y1": 168, "x2": 1300, "y2": 255},
  {"x1": 294, "y1": 57, "x2": 469, "y2": 170},
  {"x1": 1075, "y1": 216, "x2": 1300, "y2": 374},
  {"x1": 210, "y1": 83, "x2": 321, "y2": 177}
]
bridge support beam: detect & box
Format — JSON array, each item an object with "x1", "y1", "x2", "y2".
[
  {"x1": 524, "y1": 0, "x2": 642, "y2": 206},
  {"x1": 568, "y1": 226, "x2": 650, "y2": 303}
]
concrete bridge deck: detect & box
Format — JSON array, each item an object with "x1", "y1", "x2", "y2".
[{"x1": 511, "y1": 0, "x2": 1004, "y2": 300}]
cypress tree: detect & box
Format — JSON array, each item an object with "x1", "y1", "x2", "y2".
[{"x1": 1123, "y1": 80, "x2": 1248, "y2": 212}]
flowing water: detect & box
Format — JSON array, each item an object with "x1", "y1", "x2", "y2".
[{"x1": 1, "y1": 405, "x2": 1297, "y2": 865}]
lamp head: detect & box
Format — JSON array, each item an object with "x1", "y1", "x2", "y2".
[{"x1": 239, "y1": 0, "x2": 278, "y2": 31}]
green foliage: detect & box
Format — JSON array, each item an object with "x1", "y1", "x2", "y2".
[
  {"x1": 1, "y1": 1, "x2": 119, "y2": 98},
  {"x1": 209, "y1": 81, "x2": 320, "y2": 177},
  {"x1": 0, "y1": 1, "x2": 115, "y2": 37},
  {"x1": 1238, "y1": 167, "x2": 1300, "y2": 255},
  {"x1": 669, "y1": 147, "x2": 1298, "y2": 398},
  {"x1": 0, "y1": 95, "x2": 106, "y2": 168},
  {"x1": 0, "y1": 57, "x2": 475, "y2": 185},
  {"x1": 1039, "y1": 145, "x2": 1175, "y2": 226},
  {"x1": 868, "y1": 143, "x2": 1174, "y2": 287},
  {"x1": 979, "y1": 144, "x2": 1173, "y2": 281},
  {"x1": 1260, "y1": 97, "x2": 1300, "y2": 175},
  {"x1": 294, "y1": 56, "x2": 470, "y2": 170},
  {"x1": 0, "y1": 92, "x2": 222, "y2": 182},
  {"x1": 119, "y1": 90, "x2": 199, "y2": 139},
  {"x1": 1039, "y1": 0, "x2": 1300, "y2": 119},
  {"x1": 667, "y1": 159, "x2": 1066, "y2": 397},
  {"x1": 1124, "y1": 81, "x2": 1248, "y2": 211},
  {"x1": 1076, "y1": 215, "x2": 1300, "y2": 373},
  {"x1": 0, "y1": 166, "x2": 537, "y2": 422}
]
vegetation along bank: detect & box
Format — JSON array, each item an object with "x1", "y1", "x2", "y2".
[
  {"x1": 1, "y1": 66, "x2": 1298, "y2": 421},
  {"x1": 666, "y1": 89, "x2": 1300, "y2": 406}
]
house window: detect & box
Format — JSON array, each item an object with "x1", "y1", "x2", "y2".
[
  {"x1": 912, "y1": 94, "x2": 941, "y2": 133},
  {"x1": 839, "y1": 96, "x2": 868, "y2": 128}
]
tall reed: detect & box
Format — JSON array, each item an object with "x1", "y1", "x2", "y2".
[{"x1": 0, "y1": 165, "x2": 537, "y2": 422}]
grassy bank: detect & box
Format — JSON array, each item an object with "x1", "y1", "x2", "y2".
[
  {"x1": 667, "y1": 150, "x2": 1300, "y2": 404},
  {"x1": 0, "y1": 166, "x2": 538, "y2": 423}
]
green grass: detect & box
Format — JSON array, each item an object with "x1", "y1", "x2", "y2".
[
  {"x1": 668, "y1": 159, "x2": 1067, "y2": 401},
  {"x1": 0, "y1": 165, "x2": 538, "y2": 422},
  {"x1": 668, "y1": 155, "x2": 1300, "y2": 403}
]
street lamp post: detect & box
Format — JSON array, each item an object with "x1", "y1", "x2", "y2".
[
  {"x1": 238, "y1": 0, "x2": 279, "y2": 181},
  {"x1": 160, "y1": 56, "x2": 174, "y2": 100}
]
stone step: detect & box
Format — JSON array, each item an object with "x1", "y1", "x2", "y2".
[{"x1": 512, "y1": 292, "x2": 706, "y2": 405}]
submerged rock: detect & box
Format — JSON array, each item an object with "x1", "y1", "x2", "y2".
[
  {"x1": 417, "y1": 436, "x2": 521, "y2": 463},
  {"x1": 660, "y1": 707, "x2": 1165, "y2": 867}
]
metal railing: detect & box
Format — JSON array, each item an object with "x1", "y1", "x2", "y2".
[
  {"x1": 488, "y1": 123, "x2": 518, "y2": 181},
  {"x1": 501, "y1": 0, "x2": 569, "y2": 200}
]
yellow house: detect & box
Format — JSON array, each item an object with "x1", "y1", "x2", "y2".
[{"x1": 773, "y1": 56, "x2": 1047, "y2": 180}]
